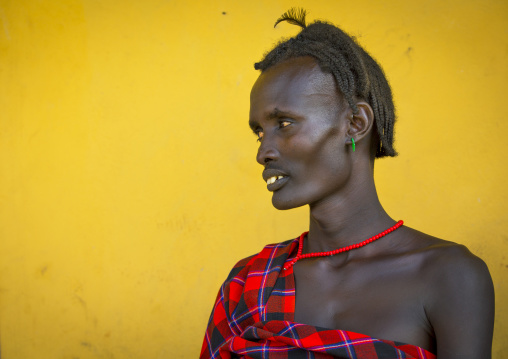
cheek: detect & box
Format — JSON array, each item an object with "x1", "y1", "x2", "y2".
[
  {"x1": 296, "y1": 128, "x2": 350, "y2": 188},
  {"x1": 298, "y1": 126, "x2": 345, "y2": 168}
]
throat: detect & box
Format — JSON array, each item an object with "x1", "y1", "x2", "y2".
[{"x1": 307, "y1": 191, "x2": 394, "y2": 253}]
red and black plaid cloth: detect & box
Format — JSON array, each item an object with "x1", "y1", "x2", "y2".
[{"x1": 200, "y1": 235, "x2": 436, "y2": 359}]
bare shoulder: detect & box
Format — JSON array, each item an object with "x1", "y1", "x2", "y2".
[
  {"x1": 401, "y1": 226, "x2": 491, "y2": 282},
  {"x1": 400, "y1": 228, "x2": 495, "y2": 357}
]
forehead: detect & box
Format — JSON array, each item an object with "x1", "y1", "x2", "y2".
[{"x1": 250, "y1": 57, "x2": 342, "y2": 119}]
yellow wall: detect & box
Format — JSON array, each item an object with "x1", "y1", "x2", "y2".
[{"x1": 0, "y1": 1, "x2": 506, "y2": 358}]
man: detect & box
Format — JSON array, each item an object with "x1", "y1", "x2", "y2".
[{"x1": 201, "y1": 9, "x2": 494, "y2": 359}]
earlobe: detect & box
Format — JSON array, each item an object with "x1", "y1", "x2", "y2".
[{"x1": 346, "y1": 102, "x2": 375, "y2": 144}]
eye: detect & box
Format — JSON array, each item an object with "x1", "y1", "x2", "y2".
[
  {"x1": 255, "y1": 130, "x2": 264, "y2": 142},
  {"x1": 279, "y1": 120, "x2": 292, "y2": 129}
]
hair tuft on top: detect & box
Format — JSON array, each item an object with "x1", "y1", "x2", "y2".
[
  {"x1": 255, "y1": 9, "x2": 398, "y2": 158},
  {"x1": 274, "y1": 7, "x2": 307, "y2": 29}
]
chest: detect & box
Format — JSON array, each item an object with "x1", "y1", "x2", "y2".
[{"x1": 293, "y1": 256, "x2": 434, "y2": 350}]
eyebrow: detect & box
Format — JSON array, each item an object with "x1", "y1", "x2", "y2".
[{"x1": 249, "y1": 108, "x2": 299, "y2": 131}]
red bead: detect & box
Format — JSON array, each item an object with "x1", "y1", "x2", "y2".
[{"x1": 284, "y1": 221, "x2": 404, "y2": 268}]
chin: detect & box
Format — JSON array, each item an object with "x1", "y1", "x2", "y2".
[{"x1": 271, "y1": 195, "x2": 306, "y2": 211}]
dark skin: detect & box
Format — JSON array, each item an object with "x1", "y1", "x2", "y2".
[{"x1": 249, "y1": 56, "x2": 495, "y2": 358}]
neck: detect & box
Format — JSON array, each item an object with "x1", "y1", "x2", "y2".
[{"x1": 307, "y1": 172, "x2": 394, "y2": 252}]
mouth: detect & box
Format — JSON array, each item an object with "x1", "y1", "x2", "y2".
[
  {"x1": 266, "y1": 175, "x2": 285, "y2": 185},
  {"x1": 262, "y1": 169, "x2": 289, "y2": 191},
  {"x1": 266, "y1": 175, "x2": 289, "y2": 191}
]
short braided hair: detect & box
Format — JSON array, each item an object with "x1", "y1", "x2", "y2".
[{"x1": 255, "y1": 11, "x2": 397, "y2": 158}]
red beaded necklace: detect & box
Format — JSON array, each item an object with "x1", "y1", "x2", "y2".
[{"x1": 283, "y1": 220, "x2": 404, "y2": 270}]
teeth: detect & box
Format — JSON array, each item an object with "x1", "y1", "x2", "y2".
[{"x1": 266, "y1": 176, "x2": 285, "y2": 185}]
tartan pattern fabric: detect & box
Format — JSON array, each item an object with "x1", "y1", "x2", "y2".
[{"x1": 200, "y1": 237, "x2": 436, "y2": 359}]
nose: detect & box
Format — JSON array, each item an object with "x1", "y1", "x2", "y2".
[{"x1": 256, "y1": 135, "x2": 279, "y2": 165}]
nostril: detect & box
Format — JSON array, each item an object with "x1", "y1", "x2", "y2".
[{"x1": 256, "y1": 140, "x2": 278, "y2": 165}]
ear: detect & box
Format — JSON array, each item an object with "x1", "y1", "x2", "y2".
[{"x1": 345, "y1": 101, "x2": 375, "y2": 145}]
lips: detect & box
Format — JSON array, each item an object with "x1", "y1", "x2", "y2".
[{"x1": 262, "y1": 169, "x2": 289, "y2": 191}]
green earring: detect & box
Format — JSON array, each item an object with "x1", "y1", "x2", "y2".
[{"x1": 351, "y1": 138, "x2": 355, "y2": 152}]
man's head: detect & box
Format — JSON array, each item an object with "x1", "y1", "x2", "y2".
[
  {"x1": 250, "y1": 56, "x2": 372, "y2": 210},
  {"x1": 254, "y1": 11, "x2": 397, "y2": 158}
]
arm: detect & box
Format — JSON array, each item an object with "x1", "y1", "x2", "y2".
[
  {"x1": 200, "y1": 286, "x2": 234, "y2": 359},
  {"x1": 200, "y1": 254, "x2": 256, "y2": 359},
  {"x1": 425, "y1": 245, "x2": 495, "y2": 359}
]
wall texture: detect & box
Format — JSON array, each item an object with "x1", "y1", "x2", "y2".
[{"x1": 0, "y1": 1, "x2": 506, "y2": 358}]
